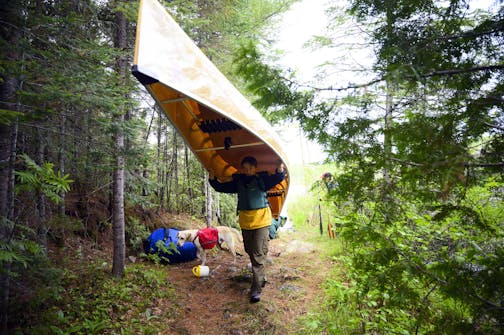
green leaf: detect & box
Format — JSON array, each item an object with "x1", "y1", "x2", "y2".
[{"x1": 0, "y1": 109, "x2": 24, "y2": 125}]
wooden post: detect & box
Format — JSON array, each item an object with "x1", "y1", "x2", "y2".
[{"x1": 318, "y1": 200, "x2": 323, "y2": 235}]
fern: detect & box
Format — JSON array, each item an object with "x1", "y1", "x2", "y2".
[{"x1": 14, "y1": 153, "x2": 73, "y2": 204}]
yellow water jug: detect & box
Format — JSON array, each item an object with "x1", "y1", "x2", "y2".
[{"x1": 192, "y1": 265, "x2": 210, "y2": 277}]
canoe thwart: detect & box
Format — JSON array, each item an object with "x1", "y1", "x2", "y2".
[{"x1": 194, "y1": 141, "x2": 265, "y2": 152}]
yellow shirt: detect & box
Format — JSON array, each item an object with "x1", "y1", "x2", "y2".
[{"x1": 239, "y1": 207, "x2": 272, "y2": 230}]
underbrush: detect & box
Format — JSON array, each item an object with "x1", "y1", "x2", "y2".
[
  {"x1": 294, "y1": 178, "x2": 504, "y2": 334},
  {"x1": 287, "y1": 169, "x2": 504, "y2": 335},
  {"x1": 8, "y1": 255, "x2": 177, "y2": 335},
  {"x1": 3, "y1": 220, "x2": 177, "y2": 335},
  {"x1": 3, "y1": 206, "x2": 210, "y2": 334},
  {"x1": 8, "y1": 241, "x2": 178, "y2": 335}
]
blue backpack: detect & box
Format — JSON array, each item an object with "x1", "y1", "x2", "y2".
[{"x1": 143, "y1": 228, "x2": 197, "y2": 263}]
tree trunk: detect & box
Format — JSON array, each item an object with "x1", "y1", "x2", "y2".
[
  {"x1": 172, "y1": 132, "x2": 179, "y2": 213},
  {"x1": 142, "y1": 169, "x2": 149, "y2": 197},
  {"x1": 111, "y1": 6, "x2": 127, "y2": 278},
  {"x1": 215, "y1": 192, "x2": 221, "y2": 225},
  {"x1": 58, "y1": 112, "x2": 66, "y2": 217},
  {"x1": 71, "y1": 110, "x2": 80, "y2": 179},
  {"x1": 144, "y1": 107, "x2": 154, "y2": 144},
  {"x1": 7, "y1": 120, "x2": 18, "y2": 223},
  {"x1": 156, "y1": 108, "x2": 163, "y2": 210},
  {"x1": 0, "y1": 120, "x2": 17, "y2": 332},
  {"x1": 165, "y1": 128, "x2": 173, "y2": 211},
  {"x1": 184, "y1": 144, "x2": 193, "y2": 214},
  {"x1": 142, "y1": 110, "x2": 155, "y2": 197},
  {"x1": 0, "y1": 0, "x2": 20, "y2": 229},
  {"x1": 55, "y1": 113, "x2": 66, "y2": 246},
  {"x1": 383, "y1": 84, "x2": 393, "y2": 189},
  {"x1": 36, "y1": 129, "x2": 48, "y2": 255},
  {"x1": 112, "y1": 139, "x2": 125, "y2": 278},
  {"x1": 382, "y1": 5, "x2": 394, "y2": 206},
  {"x1": 0, "y1": 124, "x2": 13, "y2": 333},
  {"x1": 204, "y1": 172, "x2": 212, "y2": 227},
  {"x1": 0, "y1": 123, "x2": 13, "y2": 230},
  {"x1": 0, "y1": 1, "x2": 22, "y2": 325}
]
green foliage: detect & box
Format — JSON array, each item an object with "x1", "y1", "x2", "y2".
[
  {"x1": 165, "y1": 0, "x2": 296, "y2": 81},
  {"x1": 141, "y1": 239, "x2": 180, "y2": 265},
  {"x1": 3, "y1": 0, "x2": 296, "y2": 238},
  {"x1": 304, "y1": 177, "x2": 504, "y2": 334},
  {"x1": 234, "y1": 2, "x2": 503, "y2": 332},
  {"x1": 233, "y1": 1, "x2": 503, "y2": 201},
  {"x1": 234, "y1": 41, "x2": 315, "y2": 124},
  {"x1": 0, "y1": 219, "x2": 44, "y2": 275},
  {"x1": 288, "y1": 191, "x2": 320, "y2": 230},
  {"x1": 3, "y1": 0, "x2": 302, "y2": 332},
  {"x1": 15, "y1": 154, "x2": 73, "y2": 204},
  {"x1": 0, "y1": 109, "x2": 24, "y2": 125},
  {"x1": 217, "y1": 192, "x2": 239, "y2": 228},
  {"x1": 4, "y1": 223, "x2": 65, "y2": 331},
  {"x1": 15, "y1": 262, "x2": 177, "y2": 335},
  {"x1": 45, "y1": 215, "x2": 83, "y2": 247},
  {"x1": 113, "y1": 1, "x2": 139, "y2": 21},
  {"x1": 125, "y1": 216, "x2": 150, "y2": 253},
  {"x1": 46, "y1": 215, "x2": 83, "y2": 234},
  {"x1": 155, "y1": 240, "x2": 179, "y2": 263}
]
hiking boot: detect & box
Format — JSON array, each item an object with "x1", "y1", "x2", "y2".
[{"x1": 250, "y1": 292, "x2": 261, "y2": 303}]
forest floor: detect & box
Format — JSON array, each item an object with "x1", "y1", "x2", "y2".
[
  {"x1": 158, "y1": 226, "x2": 330, "y2": 335},
  {"x1": 31, "y1": 210, "x2": 333, "y2": 335}
]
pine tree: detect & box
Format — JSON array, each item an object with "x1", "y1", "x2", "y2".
[
  {"x1": 111, "y1": 1, "x2": 128, "y2": 278},
  {"x1": 233, "y1": 0, "x2": 503, "y2": 331}
]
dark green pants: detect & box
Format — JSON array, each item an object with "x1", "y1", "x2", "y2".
[{"x1": 242, "y1": 226, "x2": 270, "y2": 295}]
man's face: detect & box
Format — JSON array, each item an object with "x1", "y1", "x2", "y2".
[{"x1": 242, "y1": 162, "x2": 256, "y2": 176}]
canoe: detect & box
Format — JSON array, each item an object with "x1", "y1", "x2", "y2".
[{"x1": 132, "y1": 0, "x2": 289, "y2": 218}]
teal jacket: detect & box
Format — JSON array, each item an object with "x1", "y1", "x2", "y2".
[{"x1": 209, "y1": 171, "x2": 286, "y2": 210}]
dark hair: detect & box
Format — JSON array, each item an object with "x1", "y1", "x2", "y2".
[{"x1": 241, "y1": 156, "x2": 257, "y2": 167}]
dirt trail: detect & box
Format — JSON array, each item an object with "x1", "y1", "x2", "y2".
[{"x1": 161, "y1": 231, "x2": 329, "y2": 335}]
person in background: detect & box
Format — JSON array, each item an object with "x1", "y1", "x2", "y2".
[{"x1": 209, "y1": 156, "x2": 286, "y2": 303}]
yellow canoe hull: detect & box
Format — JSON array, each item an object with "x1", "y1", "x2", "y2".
[{"x1": 132, "y1": 0, "x2": 289, "y2": 217}]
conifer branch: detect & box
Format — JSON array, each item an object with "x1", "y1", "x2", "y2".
[
  {"x1": 288, "y1": 76, "x2": 384, "y2": 92},
  {"x1": 419, "y1": 65, "x2": 504, "y2": 78},
  {"x1": 483, "y1": 121, "x2": 504, "y2": 131}
]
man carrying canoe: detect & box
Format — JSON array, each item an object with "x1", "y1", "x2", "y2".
[{"x1": 209, "y1": 156, "x2": 286, "y2": 303}]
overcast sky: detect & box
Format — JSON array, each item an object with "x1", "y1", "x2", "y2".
[{"x1": 272, "y1": 0, "x2": 332, "y2": 166}]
